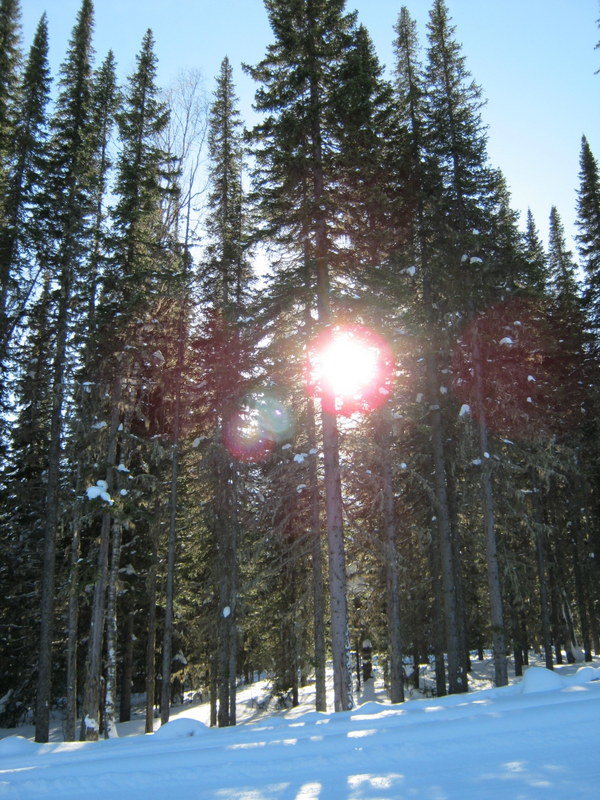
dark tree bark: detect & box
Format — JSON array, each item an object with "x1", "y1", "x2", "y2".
[
  {"x1": 80, "y1": 375, "x2": 122, "y2": 741},
  {"x1": 119, "y1": 609, "x2": 134, "y2": 723},
  {"x1": 377, "y1": 407, "x2": 404, "y2": 703}
]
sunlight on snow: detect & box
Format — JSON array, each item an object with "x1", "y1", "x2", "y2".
[
  {"x1": 347, "y1": 773, "x2": 405, "y2": 791},
  {"x1": 294, "y1": 782, "x2": 321, "y2": 800},
  {"x1": 346, "y1": 728, "x2": 377, "y2": 739}
]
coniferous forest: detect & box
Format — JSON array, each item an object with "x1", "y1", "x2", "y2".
[{"x1": 0, "y1": 0, "x2": 598, "y2": 744}]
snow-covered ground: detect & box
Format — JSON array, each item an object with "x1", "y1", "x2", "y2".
[{"x1": 1, "y1": 656, "x2": 599, "y2": 799}]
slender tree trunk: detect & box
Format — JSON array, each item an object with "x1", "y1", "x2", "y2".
[
  {"x1": 377, "y1": 408, "x2": 404, "y2": 703},
  {"x1": 428, "y1": 385, "x2": 465, "y2": 692},
  {"x1": 160, "y1": 303, "x2": 184, "y2": 725},
  {"x1": 571, "y1": 495, "x2": 592, "y2": 661},
  {"x1": 428, "y1": 528, "x2": 447, "y2": 696},
  {"x1": 303, "y1": 266, "x2": 327, "y2": 711},
  {"x1": 80, "y1": 374, "x2": 122, "y2": 741},
  {"x1": 321, "y1": 407, "x2": 353, "y2": 711},
  {"x1": 531, "y1": 467, "x2": 553, "y2": 670},
  {"x1": 34, "y1": 261, "x2": 72, "y2": 743},
  {"x1": 119, "y1": 609, "x2": 134, "y2": 722},
  {"x1": 65, "y1": 511, "x2": 81, "y2": 741},
  {"x1": 307, "y1": 399, "x2": 327, "y2": 712},
  {"x1": 470, "y1": 324, "x2": 508, "y2": 686},
  {"x1": 145, "y1": 508, "x2": 160, "y2": 734},
  {"x1": 307, "y1": 20, "x2": 353, "y2": 708},
  {"x1": 209, "y1": 653, "x2": 217, "y2": 727},
  {"x1": 104, "y1": 519, "x2": 123, "y2": 738}
]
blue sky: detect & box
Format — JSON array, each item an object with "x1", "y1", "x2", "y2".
[{"x1": 20, "y1": 0, "x2": 600, "y2": 250}]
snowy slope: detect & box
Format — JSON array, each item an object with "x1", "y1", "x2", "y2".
[{"x1": 1, "y1": 661, "x2": 599, "y2": 799}]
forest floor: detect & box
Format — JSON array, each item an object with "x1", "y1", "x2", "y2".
[{"x1": 1, "y1": 652, "x2": 599, "y2": 798}]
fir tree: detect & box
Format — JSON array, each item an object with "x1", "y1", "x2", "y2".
[
  {"x1": 35, "y1": 0, "x2": 96, "y2": 744},
  {"x1": 0, "y1": 0, "x2": 21, "y2": 193},
  {"x1": 0, "y1": 13, "x2": 50, "y2": 408},
  {"x1": 424, "y1": 0, "x2": 509, "y2": 690},
  {"x1": 576, "y1": 136, "x2": 600, "y2": 328},
  {"x1": 246, "y1": 0, "x2": 358, "y2": 712},
  {"x1": 523, "y1": 208, "x2": 549, "y2": 294},
  {"x1": 548, "y1": 206, "x2": 579, "y2": 303},
  {"x1": 79, "y1": 27, "x2": 175, "y2": 741},
  {"x1": 199, "y1": 55, "x2": 249, "y2": 727}
]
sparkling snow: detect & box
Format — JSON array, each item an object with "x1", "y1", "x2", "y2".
[{"x1": 1, "y1": 659, "x2": 599, "y2": 799}]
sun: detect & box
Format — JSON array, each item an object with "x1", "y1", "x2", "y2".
[{"x1": 306, "y1": 324, "x2": 393, "y2": 415}]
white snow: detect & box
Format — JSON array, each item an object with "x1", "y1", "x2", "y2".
[
  {"x1": 415, "y1": 393, "x2": 423, "y2": 403},
  {"x1": 403, "y1": 265, "x2": 417, "y2": 276},
  {"x1": 470, "y1": 256, "x2": 483, "y2": 264},
  {"x1": 293, "y1": 453, "x2": 306, "y2": 463},
  {"x1": 499, "y1": 336, "x2": 513, "y2": 345},
  {"x1": 85, "y1": 481, "x2": 113, "y2": 504},
  {"x1": 222, "y1": 606, "x2": 231, "y2": 618},
  {"x1": 1, "y1": 658, "x2": 599, "y2": 800}
]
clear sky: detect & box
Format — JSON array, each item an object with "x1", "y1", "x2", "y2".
[{"x1": 20, "y1": 0, "x2": 600, "y2": 251}]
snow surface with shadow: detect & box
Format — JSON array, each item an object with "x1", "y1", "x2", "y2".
[{"x1": 1, "y1": 658, "x2": 599, "y2": 799}]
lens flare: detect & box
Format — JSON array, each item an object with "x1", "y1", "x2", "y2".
[
  {"x1": 306, "y1": 324, "x2": 394, "y2": 415},
  {"x1": 223, "y1": 392, "x2": 293, "y2": 462}
]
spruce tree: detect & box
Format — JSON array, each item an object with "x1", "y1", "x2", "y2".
[
  {"x1": 246, "y1": 0, "x2": 358, "y2": 712},
  {"x1": 576, "y1": 136, "x2": 600, "y2": 329},
  {"x1": 0, "y1": 13, "x2": 50, "y2": 414},
  {"x1": 0, "y1": 0, "x2": 21, "y2": 197},
  {"x1": 199, "y1": 55, "x2": 248, "y2": 727},
  {"x1": 35, "y1": 0, "x2": 96, "y2": 744},
  {"x1": 423, "y1": 0, "x2": 510, "y2": 689},
  {"x1": 79, "y1": 27, "x2": 174, "y2": 741},
  {"x1": 523, "y1": 208, "x2": 549, "y2": 294},
  {"x1": 548, "y1": 206, "x2": 579, "y2": 302}
]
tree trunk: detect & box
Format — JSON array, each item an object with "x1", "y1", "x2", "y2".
[
  {"x1": 377, "y1": 408, "x2": 404, "y2": 703},
  {"x1": 307, "y1": 398, "x2": 327, "y2": 712},
  {"x1": 429, "y1": 530, "x2": 447, "y2": 696},
  {"x1": 80, "y1": 374, "x2": 122, "y2": 741},
  {"x1": 531, "y1": 468, "x2": 553, "y2": 670},
  {"x1": 321, "y1": 408, "x2": 353, "y2": 711},
  {"x1": 308, "y1": 17, "x2": 353, "y2": 708},
  {"x1": 144, "y1": 510, "x2": 160, "y2": 734},
  {"x1": 34, "y1": 262, "x2": 72, "y2": 743},
  {"x1": 160, "y1": 295, "x2": 186, "y2": 725},
  {"x1": 64, "y1": 510, "x2": 81, "y2": 741},
  {"x1": 303, "y1": 249, "x2": 327, "y2": 712},
  {"x1": 119, "y1": 609, "x2": 134, "y2": 723},
  {"x1": 470, "y1": 324, "x2": 507, "y2": 686},
  {"x1": 104, "y1": 519, "x2": 122, "y2": 738}
]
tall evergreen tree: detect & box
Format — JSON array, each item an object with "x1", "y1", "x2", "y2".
[
  {"x1": 0, "y1": 0, "x2": 21, "y2": 195},
  {"x1": 0, "y1": 13, "x2": 50, "y2": 412},
  {"x1": 199, "y1": 55, "x2": 248, "y2": 727},
  {"x1": 576, "y1": 136, "x2": 600, "y2": 329},
  {"x1": 423, "y1": 0, "x2": 509, "y2": 689},
  {"x1": 246, "y1": 0, "x2": 358, "y2": 712},
  {"x1": 548, "y1": 206, "x2": 579, "y2": 302},
  {"x1": 35, "y1": 0, "x2": 96, "y2": 744},
  {"x1": 79, "y1": 27, "x2": 174, "y2": 741},
  {"x1": 0, "y1": 0, "x2": 22, "y2": 408},
  {"x1": 523, "y1": 208, "x2": 548, "y2": 294}
]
